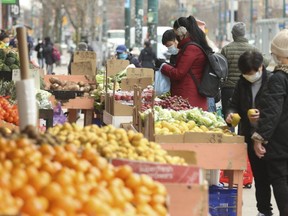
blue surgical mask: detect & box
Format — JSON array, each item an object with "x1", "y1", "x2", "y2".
[
  {"x1": 243, "y1": 71, "x2": 262, "y2": 83},
  {"x1": 168, "y1": 45, "x2": 179, "y2": 55},
  {"x1": 118, "y1": 53, "x2": 128, "y2": 60}
]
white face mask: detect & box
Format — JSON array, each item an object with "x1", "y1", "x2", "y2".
[
  {"x1": 243, "y1": 71, "x2": 262, "y2": 83},
  {"x1": 5, "y1": 43, "x2": 9, "y2": 47},
  {"x1": 272, "y1": 53, "x2": 282, "y2": 65},
  {"x1": 167, "y1": 45, "x2": 179, "y2": 55}
]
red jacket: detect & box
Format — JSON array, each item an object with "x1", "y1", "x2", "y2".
[{"x1": 161, "y1": 37, "x2": 208, "y2": 110}]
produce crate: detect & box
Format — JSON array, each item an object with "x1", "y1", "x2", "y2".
[{"x1": 209, "y1": 186, "x2": 237, "y2": 216}]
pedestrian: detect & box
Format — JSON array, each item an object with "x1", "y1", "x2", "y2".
[
  {"x1": 155, "y1": 16, "x2": 212, "y2": 110},
  {"x1": 220, "y1": 22, "x2": 269, "y2": 117},
  {"x1": 138, "y1": 40, "x2": 157, "y2": 69},
  {"x1": 252, "y1": 29, "x2": 288, "y2": 216},
  {"x1": 115, "y1": 44, "x2": 141, "y2": 67},
  {"x1": 68, "y1": 42, "x2": 88, "y2": 75},
  {"x1": 0, "y1": 30, "x2": 10, "y2": 47},
  {"x1": 43, "y1": 37, "x2": 54, "y2": 75},
  {"x1": 161, "y1": 29, "x2": 178, "y2": 66},
  {"x1": 226, "y1": 51, "x2": 273, "y2": 216},
  {"x1": 34, "y1": 38, "x2": 44, "y2": 69}
]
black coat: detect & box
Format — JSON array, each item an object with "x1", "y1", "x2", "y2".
[
  {"x1": 226, "y1": 67, "x2": 270, "y2": 142},
  {"x1": 138, "y1": 47, "x2": 156, "y2": 68},
  {"x1": 35, "y1": 43, "x2": 44, "y2": 59},
  {"x1": 43, "y1": 43, "x2": 54, "y2": 65},
  {"x1": 256, "y1": 70, "x2": 288, "y2": 159}
]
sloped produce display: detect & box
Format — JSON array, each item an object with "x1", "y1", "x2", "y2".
[
  {"x1": 48, "y1": 123, "x2": 187, "y2": 165},
  {"x1": 0, "y1": 126, "x2": 168, "y2": 215}
]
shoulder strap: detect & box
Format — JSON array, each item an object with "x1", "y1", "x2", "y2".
[{"x1": 181, "y1": 42, "x2": 209, "y2": 89}]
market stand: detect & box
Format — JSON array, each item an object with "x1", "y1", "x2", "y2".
[{"x1": 44, "y1": 74, "x2": 95, "y2": 126}]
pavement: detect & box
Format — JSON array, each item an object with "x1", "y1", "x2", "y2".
[{"x1": 50, "y1": 56, "x2": 280, "y2": 216}]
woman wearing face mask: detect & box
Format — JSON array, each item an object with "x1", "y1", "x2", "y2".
[
  {"x1": 161, "y1": 29, "x2": 178, "y2": 66},
  {"x1": 252, "y1": 29, "x2": 288, "y2": 216},
  {"x1": 226, "y1": 51, "x2": 273, "y2": 216},
  {"x1": 0, "y1": 30, "x2": 10, "y2": 48},
  {"x1": 155, "y1": 16, "x2": 212, "y2": 110}
]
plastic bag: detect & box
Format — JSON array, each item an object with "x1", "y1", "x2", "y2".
[
  {"x1": 154, "y1": 70, "x2": 171, "y2": 96},
  {"x1": 53, "y1": 102, "x2": 67, "y2": 126}
]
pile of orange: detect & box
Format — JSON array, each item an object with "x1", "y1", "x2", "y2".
[
  {"x1": 0, "y1": 96, "x2": 19, "y2": 125},
  {"x1": 0, "y1": 137, "x2": 167, "y2": 215}
]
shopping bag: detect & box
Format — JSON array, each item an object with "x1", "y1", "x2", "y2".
[
  {"x1": 53, "y1": 102, "x2": 67, "y2": 126},
  {"x1": 154, "y1": 70, "x2": 170, "y2": 96}
]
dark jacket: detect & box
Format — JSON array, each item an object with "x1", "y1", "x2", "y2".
[
  {"x1": 255, "y1": 69, "x2": 288, "y2": 159},
  {"x1": 226, "y1": 67, "x2": 270, "y2": 141},
  {"x1": 35, "y1": 43, "x2": 44, "y2": 59},
  {"x1": 127, "y1": 53, "x2": 141, "y2": 68},
  {"x1": 138, "y1": 47, "x2": 156, "y2": 68},
  {"x1": 221, "y1": 36, "x2": 269, "y2": 88},
  {"x1": 161, "y1": 37, "x2": 208, "y2": 110},
  {"x1": 43, "y1": 43, "x2": 54, "y2": 65}
]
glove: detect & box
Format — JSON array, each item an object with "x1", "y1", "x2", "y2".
[{"x1": 155, "y1": 58, "x2": 166, "y2": 69}]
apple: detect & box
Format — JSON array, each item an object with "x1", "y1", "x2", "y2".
[
  {"x1": 247, "y1": 109, "x2": 258, "y2": 117},
  {"x1": 231, "y1": 113, "x2": 241, "y2": 127}
]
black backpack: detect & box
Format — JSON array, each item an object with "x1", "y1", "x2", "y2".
[{"x1": 183, "y1": 42, "x2": 228, "y2": 100}]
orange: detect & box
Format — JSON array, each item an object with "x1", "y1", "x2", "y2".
[
  {"x1": 39, "y1": 144, "x2": 56, "y2": 157},
  {"x1": 40, "y1": 182, "x2": 62, "y2": 201},
  {"x1": 115, "y1": 165, "x2": 133, "y2": 180},
  {"x1": 29, "y1": 171, "x2": 51, "y2": 192},
  {"x1": 50, "y1": 196, "x2": 81, "y2": 214},
  {"x1": 54, "y1": 170, "x2": 73, "y2": 186},
  {"x1": 13, "y1": 185, "x2": 36, "y2": 200},
  {"x1": 21, "y1": 196, "x2": 48, "y2": 215},
  {"x1": 64, "y1": 144, "x2": 78, "y2": 154},
  {"x1": 81, "y1": 148, "x2": 97, "y2": 161},
  {"x1": 81, "y1": 198, "x2": 110, "y2": 215},
  {"x1": 151, "y1": 203, "x2": 168, "y2": 216},
  {"x1": 48, "y1": 207, "x2": 67, "y2": 216},
  {"x1": 140, "y1": 174, "x2": 155, "y2": 189},
  {"x1": 125, "y1": 173, "x2": 141, "y2": 190}
]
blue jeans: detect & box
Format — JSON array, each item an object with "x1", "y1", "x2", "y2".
[{"x1": 207, "y1": 97, "x2": 216, "y2": 112}]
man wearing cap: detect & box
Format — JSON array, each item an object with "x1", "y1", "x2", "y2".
[
  {"x1": 220, "y1": 22, "x2": 269, "y2": 118},
  {"x1": 115, "y1": 44, "x2": 141, "y2": 67}
]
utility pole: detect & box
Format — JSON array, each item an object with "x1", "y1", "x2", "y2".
[
  {"x1": 224, "y1": 0, "x2": 227, "y2": 38},
  {"x1": 283, "y1": 0, "x2": 286, "y2": 18},
  {"x1": 218, "y1": 0, "x2": 222, "y2": 48},
  {"x1": 135, "y1": 0, "x2": 143, "y2": 48},
  {"x1": 265, "y1": 0, "x2": 269, "y2": 18},
  {"x1": 124, "y1": 0, "x2": 131, "y2": 48},
  {"x1": 230, "y1": 0, "x2": 234, "y2": 28},
  {"x1": 250, "y1": 0, "x2": 253, "y2": 39},
  {"x1": 147, "y1": 0, "x2": 158, "y2": 54}
]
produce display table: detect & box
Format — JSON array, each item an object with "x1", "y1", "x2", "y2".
[
  {"x1": 39, "y1": 109, "x2": 53, "y2": 129},
  {"x1": 44, "y1": 75, "x2": 95, "y2": 126},
  {"x1": 161, "y1": 143, "x2": 247, "y2": 216}
]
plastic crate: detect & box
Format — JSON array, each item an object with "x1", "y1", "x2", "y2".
[{"x1": 209, "y1": 186, "x2": 237, "y2": 216}]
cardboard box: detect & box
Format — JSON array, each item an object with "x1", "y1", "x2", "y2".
[
  {"x1": 104, "y1": 94, "x2": 133, "y2": 116},
  {"x1": 103, "y1": 111, "x2": 133, "y2": 128},
  {"x1": 106, "y1": 59, "x2": 130, "y2": 77},
  {"x1": 165, "y1": 183, "x2": 208, "y2": 216},
  {"x1": 120, "y1": 77, "x2": 153, "y2": 91},
  {"x1": 155, "y1": 132, "x2": 244, "y2": 144},
  {"x1": 111, "y1": 158, "x2": 203, "y2": 184},
  {"x1": 126, "y1": 68, "x2": 154, "y2": 79},
  {"x1": 71, "y1": 51, "x2": 97, "y2": 76}
]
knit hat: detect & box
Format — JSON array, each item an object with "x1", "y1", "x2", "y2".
[
  {"x1": 271, "y1": 29, "x2": 288, "y2": 57},
  {"x1": 232, "y1": 22, "x2": 246, "y2": 37}
]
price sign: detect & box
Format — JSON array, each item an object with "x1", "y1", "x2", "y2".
[{"x1": 106, "y1": 59, "x2": 129, "y2": 76}]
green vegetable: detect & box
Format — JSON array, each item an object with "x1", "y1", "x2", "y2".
[
  {"x1": 9, "y1": 64, "x2": 19, "y2": 70},
  {"x1": 0, "y1": 49, "x2": 6, "y2": 61},
  {"x1": 5, "y1": 57, "x2": 16, "y2": 66},
  {"x1": 1, "y1": 64, "x2": 10, "y2": 71}
]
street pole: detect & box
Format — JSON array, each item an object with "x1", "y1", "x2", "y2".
[
  {"x1": 250, "y1": 0, "x2": 253, "y2": 39},
  {"x1": 230, "y1": 0, "x2": 234, "y2": 28},
  {"x1": 283, "y1": 0, "x2": 286, "y2": 18},
  {"x1": 265, "y1": 0, "x2": 269, "y2": 18},
  {"x1": 218, "y1": 0, "x2": 222, "y2": 48},
  {"x1": 135, "y1": 0, "x2": 143, "y2": 48},
  {"x1": 125, "y1": 0, "x2": 131, "y2": 48},
  {"x1": 224, "y1": 0, "x2": 227, "y2": 38},
  {"x1": 147, "y1": 0, "x2": 158, "y2": 54}
]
